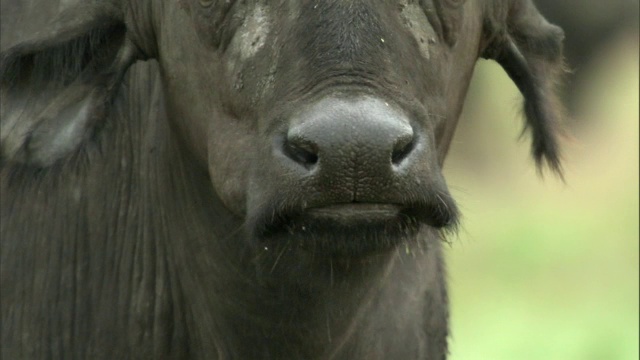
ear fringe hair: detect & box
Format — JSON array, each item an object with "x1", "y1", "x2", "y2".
[
  {"x1": 482, "y1": 0, "x2": 569, "y2": 180},
  {"x1": 495, "y1": 38, "x2": 568, "y2": 181},
  {"x1": 519, "y1": 63, "x2": 568, "y2": 180}
]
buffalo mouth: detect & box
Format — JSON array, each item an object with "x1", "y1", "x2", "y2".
[{"x1": 253, "y1": 202, "x2": 452, "y2": 257}]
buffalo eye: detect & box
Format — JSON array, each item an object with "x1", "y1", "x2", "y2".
[{"x1": 199, "y1": 0, "x2": 214, "y2": 7}]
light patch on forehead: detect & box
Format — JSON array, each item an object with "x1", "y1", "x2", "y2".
[
  {"x1": 230, "y1": 4, "x2": 271, "y2": 62},
  {"x1": 400, "y1": 2, "x2": 438, "y2": 60}
]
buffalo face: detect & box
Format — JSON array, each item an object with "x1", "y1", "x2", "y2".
[
  {"x1": 165, "y1": 1, "x2": 478, "y2": 257},
  {"x1": 164, "y1": 0, "x2": 563, "y2": 257},
  {"x1": 1, "y1": 0, "x2": 565, "y2": 258}
]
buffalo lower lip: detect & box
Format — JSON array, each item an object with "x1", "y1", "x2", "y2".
[
  {"x1": 257, "y1": 203, "x2": 420, "y2": 256},
  {"x1": 306, "y1": 203, "x2": 402, "y2": 224}
]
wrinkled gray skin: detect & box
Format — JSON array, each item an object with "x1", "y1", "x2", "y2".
[{"x1": 0, "y1": 0, "x2": 565, "y2": 359}]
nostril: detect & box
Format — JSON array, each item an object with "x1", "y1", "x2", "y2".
[
  {"x1": 283, "y1": 137, "x2": 319, "y2": 169},
  {"x1": 391, "y1": 134, "x2": 416, "y2": 165}
]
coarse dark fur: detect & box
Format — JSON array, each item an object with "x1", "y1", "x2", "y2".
[{"x1": 1, "y1": 1, "x2": 566, "y2": 359}]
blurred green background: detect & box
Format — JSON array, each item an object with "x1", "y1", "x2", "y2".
[{"x1": 443, "y1": 9, "x2": 639, "y2": 360}]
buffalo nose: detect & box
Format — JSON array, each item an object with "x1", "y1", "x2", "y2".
[{"x1": 281, "y1": 97, "x2": 417, "y2": 172}]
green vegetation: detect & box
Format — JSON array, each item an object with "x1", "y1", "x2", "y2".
[{"x1": 445, "y1": 35, "x2": 639, "y2": 360}]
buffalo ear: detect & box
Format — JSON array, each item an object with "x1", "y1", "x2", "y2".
[
  {"x1": 482, "y1": 0, "x2": 567, "y2": 177},
  {"x1": 0, "y1": 3, "x2": 142, "y2": 166}
]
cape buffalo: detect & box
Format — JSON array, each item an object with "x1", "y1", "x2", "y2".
[{"x1": 0, "y1": 0, "x2": 565, "y2": 359}]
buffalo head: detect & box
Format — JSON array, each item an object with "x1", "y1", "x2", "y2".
[{"x1": 0, "y1": 0, "x2": 565, "y2": 259}]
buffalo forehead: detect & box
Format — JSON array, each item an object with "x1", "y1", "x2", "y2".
[{"x1": 225, "y1": 1, "x2": 441, "y2": 68}]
